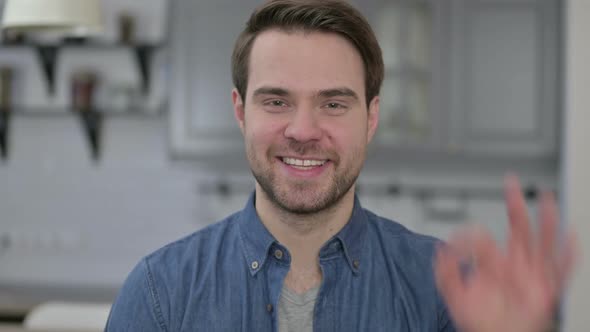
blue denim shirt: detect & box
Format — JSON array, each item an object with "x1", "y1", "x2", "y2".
[{"x1": 106, "y1": 194, "x2": 456, "y2": 331}]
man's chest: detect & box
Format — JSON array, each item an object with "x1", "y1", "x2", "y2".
[{"x1": 169, "y1": 271, "x2": 435, "y2": 332}]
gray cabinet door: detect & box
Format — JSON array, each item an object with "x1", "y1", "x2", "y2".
[
  {"x1": 447, "y1": 0, "x2": 560, "y2": 158},
  {"x1": 369, "y1": 0, "x2": 440, "y2": 148},
  {"x1": 169, "y1": 0, "x2": 260, "y2": 163}
]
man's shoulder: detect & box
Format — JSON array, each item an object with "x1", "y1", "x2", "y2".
[
  {"x1": 144, "y1": 211, "x2": 243, "y2": 271},
  {"x1": 363, "y1": 208, "x2": 442, "y2": 257},
  {"x1": 108, "y1": 211, "x2": 246, "y2": 330}
]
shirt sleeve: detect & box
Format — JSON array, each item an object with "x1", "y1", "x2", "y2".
[{"x1": 105, "y1": 258, "x2": 168, "y2": 332}]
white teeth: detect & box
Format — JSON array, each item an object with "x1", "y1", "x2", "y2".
[{"x1": 282, "y1": 157, "x2": 326, "y2": 167}]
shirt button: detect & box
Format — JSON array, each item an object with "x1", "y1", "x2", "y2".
[
  {"x1": 251, "y1": 261, "x2": 259, "y2": 270},
  {"x1": 274, "y1": 249, "x2": 283, "y2": 260},
  {"x1": 353, "y1": 259, "x2": 360, "y2": 269},
  {"x1": 267, "y1": 304, "x2": 273, "y2": 313}
]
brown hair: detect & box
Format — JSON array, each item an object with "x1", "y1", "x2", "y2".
[{"x1": 231, "y1": 0, "x2": 384, "y2": 108}]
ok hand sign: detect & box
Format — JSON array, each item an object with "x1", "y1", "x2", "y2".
[{"x1": 435, "y1": 175, "x2": 578, "y2": 332}]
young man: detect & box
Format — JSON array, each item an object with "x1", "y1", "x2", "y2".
[{"x1": 106, "y1": 1, "x2": 576, "y2": 331}]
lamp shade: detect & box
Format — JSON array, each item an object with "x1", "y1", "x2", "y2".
[{"x1": 1, "y1": 0, "x2": 103, "y2": 35}]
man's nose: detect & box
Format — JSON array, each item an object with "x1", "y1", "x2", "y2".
[{"x1": 283, "y1": 107, "x2": 323, "y2": 143}]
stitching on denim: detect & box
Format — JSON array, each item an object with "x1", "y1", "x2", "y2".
[
  {"x1": 144, "y1": 258, "x2": 169, "y2": 332},
  {"x1": 238, "y1": 222, "x2": 254, "y2": 263},
  {"x1": 319, "y1": 254, "x2": 344, "y2": 262},
  {"x1": 238, "y1": 222, "x2": 260, "y2": 276}
]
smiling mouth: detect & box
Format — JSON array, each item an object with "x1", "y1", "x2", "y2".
[{"x1": 280, "y1": 157, "x2": 328, "y2": 170}]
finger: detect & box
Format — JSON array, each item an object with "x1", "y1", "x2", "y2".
[
  {"x1": 505, "y1": 174, "x2": 533, "y2": 259},
  {"x1": 538, "y1": 191, "x2": 558, "y2": 261},
  {"x1": 445, "y1": 227, "x2": 505, "y2": 282},
  {"x1": 535, "y1": 190, "x2": 559, "y2": 289},
  {"x1": 434, "y1": 244, "x2": 466, "y2": 313},
  {"x1": 555, "y1": 231, "x2": 579, "y2": 291}
]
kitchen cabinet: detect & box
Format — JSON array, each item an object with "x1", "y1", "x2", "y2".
[
  {"x1": 368, "y1": 0, "x2": 560, "y2": 162},
  {"x1": 169, "y1": 0, "x2": 260, "y2": 165},
  {"x1": 371, "y1": 0, "x2": 439, "y2": 148},
  {"x1": 169, "y1": 0, "x2": 561, "y2": 169},
  {"x1": 447, "y1": 0, "x2": 561, "y2": 158}
]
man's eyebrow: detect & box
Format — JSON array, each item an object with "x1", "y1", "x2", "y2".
[
  {"x1": 317, "y1": 88, "x2": 359, "y2": 100},
  {"x1": 252, "y1": 87, "x2": 360, "y2": 101},
  {"x1": 252, "y1": 87, "x2": 290, "y2": 97}
]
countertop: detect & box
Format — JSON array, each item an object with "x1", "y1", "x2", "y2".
[{"x1": 0, "y1": 325, "x2": 100, "y2": 332}]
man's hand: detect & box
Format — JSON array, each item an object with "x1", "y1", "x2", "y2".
[{"x1": 434, "y1": 175, "x2": 578, "y2": 332}]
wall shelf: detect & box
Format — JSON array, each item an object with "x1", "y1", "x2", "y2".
[
  {"x1": 0, "y1": 106, "x2": 166, "y2": 161},
  {"x1": 0, "y1": 42, "x2": 164, "y2": 95},
  {"x1": 6, "y1": 106, "x2": 166, "y2": 117}
]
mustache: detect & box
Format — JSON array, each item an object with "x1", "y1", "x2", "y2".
[
  {"x1": 272, "y1": 139, "x2": 335, "y2": 159},
  {"x1": 288, "y1": 140, "x2": 321, "y2": 155}
]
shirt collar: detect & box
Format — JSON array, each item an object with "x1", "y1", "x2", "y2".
[
  {"x1": 238, "y1": 192, "x2": 368, "y2": 276},
  {"x1": 238, "y1": 193, "x2": 277, "y2": 276},
  {"x1": 323, "y1": 195, "x2": 368, "y2": 275}
]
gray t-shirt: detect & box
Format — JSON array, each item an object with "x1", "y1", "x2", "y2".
[{"x1": 278, "y1": 286, "x2": 320, "y2": 332}]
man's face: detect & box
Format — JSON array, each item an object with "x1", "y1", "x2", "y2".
[{"x1": 233, "y1": 30, "x2": 379, "y2": 215}]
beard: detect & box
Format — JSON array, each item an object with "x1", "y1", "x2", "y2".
[{"x1": 247, "y1": 139, "x2": 365, "y2": 215}]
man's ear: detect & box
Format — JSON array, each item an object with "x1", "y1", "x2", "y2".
[
  {"x1": 366, "y1": 96, "x2": 380, "y2": 143},
  {"x1": 232, "y1": 88, "x2": 245, "y2": 134}
]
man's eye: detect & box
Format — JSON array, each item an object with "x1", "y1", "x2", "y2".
[
  {"x1": 262, "y1": 99, "x2": 290, "y2": 113},
  {"x1": 263, "y1": 99, "x2": 287, "y2": 107},
  {"x1": 323, "y1": 102, "x2": 348, "y2": 114},
  {"x1": 327, "y1": 103, "x2": 343, "y2": 108}
]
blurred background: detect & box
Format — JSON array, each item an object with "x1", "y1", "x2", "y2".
[{"x1": 0, "y1": 0, "x2": 587, "y2": 330}]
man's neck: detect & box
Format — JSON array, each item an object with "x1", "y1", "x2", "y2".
[{"x1": 255, "y1": 185, "x2": 355, "y2": 293}]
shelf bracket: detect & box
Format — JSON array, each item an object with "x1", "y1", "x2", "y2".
[
  {"x1": 134, "y1": 45, "x2": 155, "y2": 95},
  {"x1": 0, "y1": 111, "x2": 9, "y2": 160},
  {"x1": 36, "y1": 46, "x2": 59, "y2": 95},
  {"x1": 78, "y1": 110, "x2": 103, "y2": 161}
]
